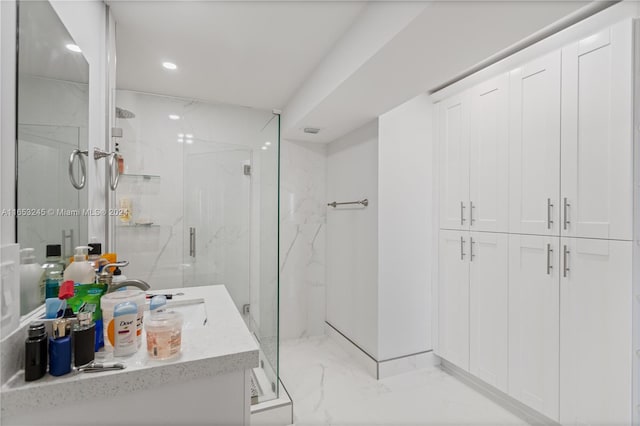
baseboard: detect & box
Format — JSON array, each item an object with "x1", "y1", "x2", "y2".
[
  {"x1": 439, "y1": 358, "x2": 560, "y2": 426},
  {"x1": 325, "y1": 321, "x2": 436, "y2": 380}
]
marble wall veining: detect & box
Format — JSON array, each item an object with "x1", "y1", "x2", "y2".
[{"x1": 279, "y1": 139, "x2": 327, "y2": 340}]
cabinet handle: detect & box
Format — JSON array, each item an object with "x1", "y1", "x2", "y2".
[
  {"x1": 470, "y1": 201, "x2": 475, "y2": 226},
  {"x1": 563, "y1": 244, "x2": 570, "y2": 277},
  {"x1": 460, "y1": 236, "x2": 466, "y2": 260},
  {"x1": 189, "y1": 227, "x2": 196, "y2": 258},
  {"x1": 470, "y1": 237, "x2": 475, "y2": 261},
  {"x1": 563, "y1": 197, "x2": 570, "y2": 230},
  {"x1": 460, "y1": 202, "x2": 466, "y2": 225},
  {"x1": 547, "y1": 198, "x2": 554, "y2": 229},
  {"x1": 546, "y1": 243, "x2": 553, "y2": 275}
]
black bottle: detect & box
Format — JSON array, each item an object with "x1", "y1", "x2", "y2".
[
  {"x1": 73, "y1": 311, "x2": 95, "y2": 367},
  {"x1": 25, "y1": 322, "x2": 48, "y2": 381}
]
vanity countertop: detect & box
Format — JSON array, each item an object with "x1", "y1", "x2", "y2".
[{"x1": 1, "y1": 285, "x2": 259, "y2": 417}]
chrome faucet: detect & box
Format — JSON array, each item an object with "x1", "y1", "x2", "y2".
[
  {"x1": 107, "y1": 279, "x2": 151, "y2": 293},
  {"x1": 97, "y1": 261, "x2": 151, "y2": 293}
]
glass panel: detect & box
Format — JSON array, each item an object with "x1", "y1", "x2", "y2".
[
  {"x1": 16, "y1": 0, "x2": 90, "y2": 315},
  {"x1": 113, "y1": 90, "x2": 280, "y2": 402}
]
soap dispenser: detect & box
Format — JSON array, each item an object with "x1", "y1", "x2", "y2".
[
  {"x1": 63, "y1": 246, "x2": 95, "y2": 285},
  {"x1": 19, "y1": 248, "x2": 43, "y2": 315}
]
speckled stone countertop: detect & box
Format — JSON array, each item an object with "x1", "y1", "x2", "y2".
[{"x1": 1, "y1": 285, "x2": 259, "y2": 418}]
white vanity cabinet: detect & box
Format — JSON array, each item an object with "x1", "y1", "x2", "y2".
[
  {"x1": 559, "y1": 237, "x2": 632, "y2": 425},
  {"x1": 436, "y1": 16, "x2": 637, "y2": 425},
  {"x1": 508, "y1": 234, "x2": 559, "y2": 421},
  {"x1": 560, "y1": 23, "x2": 633, "y2": 241},
  {"x1": 508, "y1": 50, "x2": 561, "y2": 237}
]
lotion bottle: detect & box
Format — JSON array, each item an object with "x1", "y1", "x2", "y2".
[{"x1": 63, "y1": 246, "x2": 95, "y2": 285}]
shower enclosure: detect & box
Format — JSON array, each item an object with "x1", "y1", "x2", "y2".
[{"x1": 112, "y1": 90, "x2": 279, "y2": 403}]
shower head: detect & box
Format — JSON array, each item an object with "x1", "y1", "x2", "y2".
[{"x1": 116, "y1": 107, "x2": 135, "y2": 119}]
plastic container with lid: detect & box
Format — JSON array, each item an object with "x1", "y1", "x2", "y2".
[
  {"x1": 101, "y1": 289, "x2": 146, "y2": 351},
  {"x1": 145, "y1": 311, "x2": 183, "y2": 360}
]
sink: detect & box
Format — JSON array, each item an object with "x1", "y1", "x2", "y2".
[{"x1": 145, "y1": 298, "x2": 207, "y2": 330}]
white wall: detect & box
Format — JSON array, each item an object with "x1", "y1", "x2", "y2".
[
  {"x1": 279, "y1": 139, "x2": 327, "y2": 339},
  {"x1": 326, "y1": 120, "x2": 379, "y2": 358},
  {"x1": 378, "y1": 94, "x2": 434, "y2": 360}
]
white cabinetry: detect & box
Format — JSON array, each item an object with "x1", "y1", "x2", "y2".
[
  {"x1": 508, "y1": 234, "x2": 559, "y2": 421},
  {"x1": 469, "y1": 232, "x2": 508, "y2": 391},
  {"x1": 437, "y1": 230, "x2": 470, "y2": 370},
  {"x1": 560, "y1": 23, "x2": 633, "y2": 240},
  {"x1": 469, "y1": 75, "x2": 509, "y2": 233},
  {"x1": 559, "y1": 237, "x2": 632, "y2": 425},
  {"x1": 509, "y1": 51, "x2": 561, "y2": 236},
  {"x1": 439, "y1": 94, "x2": 470, "y2": 230},
  {"x1": 437, "y1": 18, "x2": 636, "y2": 425}
]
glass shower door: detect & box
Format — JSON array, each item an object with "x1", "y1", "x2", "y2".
[{"x1": 182, "y1": 142, "x2": 252, "y2": 313}]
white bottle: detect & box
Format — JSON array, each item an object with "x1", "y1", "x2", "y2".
[
  {"x1": 63, "y1": 246, "x2": 95, "y2": 285},
  {"x1": 19, "y1": 248, "x2": 43, "y2": 315}
]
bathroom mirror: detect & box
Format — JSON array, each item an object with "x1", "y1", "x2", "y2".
[{"x1": 15, "y1": 0, "x2": 89, "y2": 311}]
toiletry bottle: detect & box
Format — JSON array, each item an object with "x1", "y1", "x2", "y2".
[
  {"x1": 87, "y1": 243, "x2": 102, "y2": 270},
  {"x1": 25, "y1": 322, "x2": 48, "y2": 381},
  {"x1": 113, "y1": 301, "x2": 138, "y2": 356},
  {"x1": 72, "y1": 311, "x2": 95, "y2": 367},
  {"x1": 63, "y1": 246, "x2": 95, "y2": 285},
  {"x1": 41, "y1": 244, "x2": 65, "y2": 302},
  {"x1": 19, "y1": 248, "x2": 43, "y2": 315},
  {"x1": 115, "y1": 142, "x2": 124, "y2": 173},
  {"x1": 49, "y1": 319, "x2": 71, "y2": 376}
]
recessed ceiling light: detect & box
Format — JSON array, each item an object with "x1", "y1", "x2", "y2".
[
  {"x1": 265, "y1": 141, "x2": 271, "y2": 146},
  {"x1": 162, "y1": 62, "x2": 177, "y2": 70},
  {"x1": 186, "y1": 139, "x2": 193, "y2": 145},
  {"x1": 261, "y1": 146, "x2": 268, "y2": 150},
  {"x1": 185, "y1": 134, "x2": 193, "y2": 138},
  {"x1": 178, "y1": 133, "x2": 184, "y2": 138},
  {"x1": 177, "y1": 139, "x2": 184, "y2": 144},
  {"x1": 65, "y1": 44, "x2": 81, "y2": 53},
  {"x1": 169, "y1": 114, "x2": 180, "y2": 120}
]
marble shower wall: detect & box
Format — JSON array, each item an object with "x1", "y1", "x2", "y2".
[{"x1": 279, "y1": 139, "x2": 327, "y2": 340}]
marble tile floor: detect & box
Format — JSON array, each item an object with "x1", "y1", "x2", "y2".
[{"x1": 280, "y1": 336, "x2": 528, "y2": 426}]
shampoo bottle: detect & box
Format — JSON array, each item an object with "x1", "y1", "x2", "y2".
[
  {"x1": 19, "y1": 248, "x2": 43, "y2": 315},
  {"x1": 63, "y1": 246, "x2": 95, "y2": 285},
  {"x1": 113, "y1": 301, "x2": 138, "y2": 357}
]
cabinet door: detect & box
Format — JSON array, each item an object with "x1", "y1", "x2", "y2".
[
  {"x1": 509, "y1": 51, "x2": 561, "y2": 236},
  {"x1": 469, "y1": 232, "x2": 508, "y2": 391},
  {"x1": 560, "y1": 237, "x2": 632, "y2": 425},
  {"x1": 560, "y1": 22, "x2": 633, "y2": 240},
  {"x1": 508, "y1": 234, "x2": 559, "y2": 421},
  {"x1": 469, "y1": 74, "x2": 509, "y2": 232},
  {"x1": 439, "y1": 93, "x2": 470, "y2": 230},
  {"x1": 437, "y1": 230, "x2": 469, "y2": 370}
]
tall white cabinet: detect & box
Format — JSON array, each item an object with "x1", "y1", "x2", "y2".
[{"x1": 436, "y1": 17, "x2": 636, "y2": 425}]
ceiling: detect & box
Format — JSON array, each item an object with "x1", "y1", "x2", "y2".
[
  {"x1": 108, "y1": 1, "x2": 366, "y2": 110},
  {"x1": 109, "y1": 1, "x2": 601, "y2": 143},
  {"x1": 18, "y1": 0, "x2": 89, "y2": 83}
]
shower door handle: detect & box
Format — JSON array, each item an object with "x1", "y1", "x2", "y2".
[{"x1": 189, "y1": 227, "x2": 196, "y2": 258}]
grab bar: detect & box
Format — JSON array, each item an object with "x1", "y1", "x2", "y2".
[
  {"x1": 68, "y1": 149, "x2": 88, "y2": 190},
  {"x1": 327, "y1": 199, "x2": 368, "y2": 208}
]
